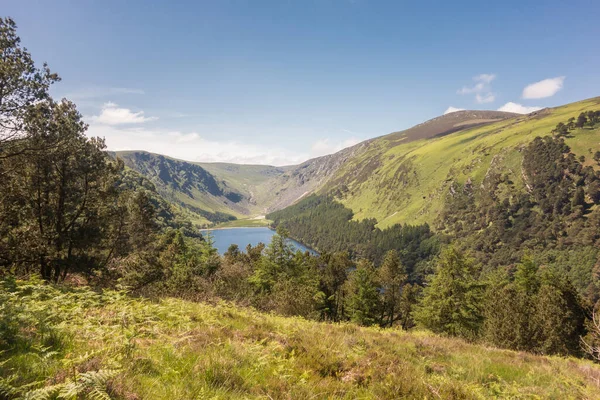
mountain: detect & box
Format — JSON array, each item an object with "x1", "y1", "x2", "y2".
[
  {"x1": 288, "y1": 97, "x2": 600, "y2": 228},
  {"x1": 262, "y1": 109, "x2": 520, "y2": 214},
  {"x1": 114, "y1": 109, "x2": 521, "y2": 222},
  {"x1": 114, "y1": 151, "x2": 289, "y2": 224},
  {"x1": 115, "y1": 97, "x2": 600, "y2": 229}
]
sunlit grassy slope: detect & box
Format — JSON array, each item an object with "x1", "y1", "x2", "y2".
[
  {"x1": 213, "y1": 216, "x2": 272, "y2": 228},
  {"x1": 326, "y1": 97, "x2": 600, "y2": 228},
  {"x1": 3, "y1": 280, "x2": 600, "y2": 400}
]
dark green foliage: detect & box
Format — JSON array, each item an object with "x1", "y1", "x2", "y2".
[
  {"x1": 1, "y1": 100, "x2": 123, "y2": 281},
  {"x1": 552, "y1": 122, "x2": 569, "y2": 137},
  {"x1": 315, "y1": 251, "x2": 351, "y2": 322},
  {"x1": 483, "y1": 256, "x2": 586, "y2": 356},
  {"x1": 344, "y1": 259, "x2": 381, "y2": 326},
  {"x1": 268, "y1": 194, "x2": 439, "y2": 281},
  {"x1": 379, "y1": 250, "x2": 408, "y2": 327},
  {"x1": 532, "y1": 274, "x2": 586, "y2": 356},
  {"x1": 0, "y1": 17, "x2": 59, "y2": 152},
  {"x1": 414, "y1": 247, "x2": 484, "y2": 340},
  {"x1": 577, "y1": 112, "x2": 588, "y2": 128},
  {"x1": 115, "y1": 229, "x2": 219, "y2": 298},
  {"x1": 440, "y1": 134, "x2": 600, "y2": 297}
]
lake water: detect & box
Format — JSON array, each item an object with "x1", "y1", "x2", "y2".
[{"x1": 206, "y1": 227, "x2": 315, "y2": 255}]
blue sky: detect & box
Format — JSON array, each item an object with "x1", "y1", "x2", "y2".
[{"x1": 3, "y1": 0, "x2": 600, "y2": 165}]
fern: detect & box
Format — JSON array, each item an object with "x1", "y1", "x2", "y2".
[
  {"x1": 0, "y1": 375, "x2": 21, "y2": 399},
  {"x1": 13, "y1": 369, "x2": 120, "y2": 400},
  {"x1": 21, "y1": 384, "x2": 61, "y2": 400}
]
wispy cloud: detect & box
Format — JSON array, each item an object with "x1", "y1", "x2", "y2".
[
  {"x1": 475, "y1": 93, "x2": 495, "y2": 104},
  {"x1": 444, "y1": 106, "x2": 465, "y2": 115},
  {"x1": 88, "y1": 102, "x2": 157, "y2": 125},
  {"x1": 522, "y1": 76, "x2": 565, "y2": 99},
  {"x1": 86, "y1": 123, "x2": 309, "y2": 166},
  {"x1": 458, "y1": 73, "x2": 496, "y2": 104},
  {"x1": 473, "y1": 73, "x2": 496, "y2": 84},
  {"x1": 497, "y1": 102, "x2": 542, "y2": 114}
]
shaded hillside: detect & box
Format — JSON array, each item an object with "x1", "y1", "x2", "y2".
[{"x1": 115, "y1": 151, "x2": 248, "y2": 224}]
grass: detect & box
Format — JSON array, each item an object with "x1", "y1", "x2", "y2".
[
  {"x1": 327, "y1": 97, "x2": 600, "y2": 228},
  {"x1": 3, "y1": 279, "x2": 600, "y2": 399},
  {"x1": 213, "y1": 217, "x2": 272, "y2": 228}
]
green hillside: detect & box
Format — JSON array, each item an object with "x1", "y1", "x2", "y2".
[
  {"x1": 4, "y1": 279, "x2": 600, "y2": 400},
  {"x1": 324, "y1": 97, "x2": 600, "y2": 228}
]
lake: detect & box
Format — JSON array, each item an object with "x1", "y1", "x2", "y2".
[{"x1": 206, "y1": 227, "x2": 316, "y2": 255}]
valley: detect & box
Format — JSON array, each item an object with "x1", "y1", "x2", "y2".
[
  {"x1": 116, "y1": 97, "x2": 600, "y2": 230},
  {"x1": 3, "y1": 9, "x2": 600, "y2": 399}
]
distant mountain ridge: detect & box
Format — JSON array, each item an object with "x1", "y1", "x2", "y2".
[{"x1": 114, "y1": 98, "x2": 599, "y2": 226}]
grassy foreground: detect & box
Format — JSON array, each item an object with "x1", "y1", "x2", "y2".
[{"x1": 2, "y1": 280, "x2": 600, "y2": 399}]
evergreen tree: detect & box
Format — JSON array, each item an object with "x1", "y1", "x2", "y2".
[
  {"x1": 576, "y1": 112, "x2": 587, "y2": 128},
  {"x1": 483, "y1": 269, "x2": 533, "y2": 351},
  {"x1": 414, "y1": 246, "x2": 484, "y2": 339},
  {"x1": 345, "y1": 259, "x2": 381, "y2": 326},
  {"x1": 317, "y1": 252, "x2": 351, "y2": 321},
  {"x1": 532, "y1": 272, "x2": 586, "y2": 356},
  {"x1": 379, "y1": 249, "x2": 407, "y2": 327}
]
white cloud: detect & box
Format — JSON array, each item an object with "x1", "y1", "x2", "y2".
[
  {"x1": 87, "y1": 124, "x2": 309, "y2": 166},
  {"x1": 522, "y1": 76, "x2": 565, "y2": 99},
  {"x1": 497, "y1": 102, "x2": 542, "y2": 114},
  {"x1": 475, "y1": 93, "x2": 495, "y2": 104},
  {"x1": 474, "y1": 73, "x2": 496, "y2": 84},
  {"x1": 457, "y1": 82, "x2": 485, "y2": 95},
  {"x1": 89, "y1": 102, "x2": 157, "y2": 125},
  {"x1": 457, "y1": 73, "x2": 496, "y2": 104},
  {"x1": 310, "y1": 137, "x2": 361, "y2": 158},
  {"x1": 444, "y1": 106, "x2": 465, "y2": 115}
]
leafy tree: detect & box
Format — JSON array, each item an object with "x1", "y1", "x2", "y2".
[
  {"x1": 397, "y1": 283, "x2": 420, "y2": 330},
  {"x1": 515, "y1": 254, "x2": 540, "y2": 294},
  {"x1": 1, "y1": 100, "x2": 121, "y2": 281},
  {"x1": 379, "y1": 249, "x2": 407, "y2": 327},
  {"x1": 345, "y1": 259, "x2": 381, "y2": 326},
  {"x1": 576, "y1": 112, "x2": 588, "y2": 128},
  {"x1": 572, "y1": 186, "x2": 586, "y2": 208},
  {"x1": 551, "y1": 122, "x2": 569, "y2": 137},
  {"x1": 126, "y1": 190, "x2": 158, "y2": 251},
  {"x1": 414, "y1": 246, "x2": 484, "y2": 339},
  {"x1": 0, "y1": 17, "x2": 59, "y2": 156},
  {"x1": 483, "y1": 269, "x2": 533, "y2": 351},
  {"x1": 248, "y1": 230, "x2": 295, "y2": 294},
  {"x1": 531, "y1": 272, "x2": 586, "y2": 356},
  {"x1": 316, "y1": 252, "x2": 351, "y2": 321}
]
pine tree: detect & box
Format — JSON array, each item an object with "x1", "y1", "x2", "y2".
[
  {"x1": 483, "y1": 269, "x2": 533, "y2": 351},
  {"x1": 345, "y1": 259, "x2": 381, "y2": 326},
  {"x1": 379, "y1": 249, "x2": 407, "y2": 327},
  {"x1": 532, "y1": 273, "x2": 586, "y2": 356},
  {"x1": 414, "y1": 246, "x2": 484, "y2": 339}
]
